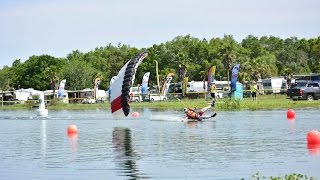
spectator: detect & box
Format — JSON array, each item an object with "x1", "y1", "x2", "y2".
[{"x1": 250, "y1": 81, "x2": 258, "y2": 101}]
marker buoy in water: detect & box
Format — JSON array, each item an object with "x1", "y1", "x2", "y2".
[
  {"x1": 286, "y1": 109, "x2": 295, "y2": 119},
  {"x1": 307, "y1": 130, "x2": 320, "y2": 144},
  {"x1": 132, "y1": 111, "x2": 140, "y2": 117},
  {"x1": 67, "y1": 124, "x2": 78, "y2": 135}
]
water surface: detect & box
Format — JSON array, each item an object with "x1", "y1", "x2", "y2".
[{"x1": 0, "y1": 108, "x2": 319, "y2": 179}]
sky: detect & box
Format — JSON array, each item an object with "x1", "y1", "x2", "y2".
[{"x1": 1, "y1": 0, "x2": 319, "y2": 68}]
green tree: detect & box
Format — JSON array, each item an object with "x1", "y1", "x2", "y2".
[
  {"x1": 220, "y1": 35, "x2": 238, "y2": 90},
  {"x1": 15, "y1": 55, "x2": 66, "y2": 90},
  {"x1": 62, "y1": 60, "x2": 96, "y2": 90},
  {"x1": 0, "y1": 66, "x2": 13, "y2": 91}
]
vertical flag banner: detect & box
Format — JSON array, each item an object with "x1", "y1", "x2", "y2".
[
  {"x1": 58, "y1": 79, "x2": 66, "y2": 98},
  {"x1": 231, "y1": 64, "x2": 240, "y2": 92},
  {"x1": 161, "y1": 73, "x2": 174, "y2": 96},
  {"x1": 207, "y1": 65, "x2": 216, "y2": 91},
  {"x1": 141, "y1": 72, "x2": 150, "y2": 95},
  {"x1": 208, "y1": 66, "x2": 216, "y2": 84},
  {"x1": 94, "y1": 77, "x2": 101, "y2": 100}
]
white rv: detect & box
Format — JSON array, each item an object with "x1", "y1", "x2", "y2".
[
  {"x1": 13, "y1": 89, "x2": 33, "y2": 102},
  {"x1": 44, "y1": 90, "x2": 69, "y2": 104},
  {"x1": 95, "y1": 90, "x2": 108, "y2": 102},
  {"x1": 187, "y1": 81, "x2": 207, "y2": 92},
  {"x1": 262, "y1": 77, "x2": 287, "y2": 94}
]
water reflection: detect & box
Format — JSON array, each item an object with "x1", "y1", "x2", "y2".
[
  {"x1": 183, "y1": 120, "x2": 216, "y2": 129},
  {"x1": 287, "y1": 120, "x2": 296, "y2": 134},
  {"x1": 112, "y1": 127, "x2": 149, "y2": 179},
  {"x1": 68, "y1": 134, "x2": 78, "y2": 155},
  {"x1": 41, "y1": 120, "x2": 47, "y2": 160},
  {"x1": 185, "y1": 121, "x2": 198, "y2": 128},
  {"x1": 307, "y1": 143, "x2": 320, "y2": 156}
]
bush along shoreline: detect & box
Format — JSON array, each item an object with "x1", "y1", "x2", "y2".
[{"x1": 1, "y1": 95, "x2": 320, "y2": 111}]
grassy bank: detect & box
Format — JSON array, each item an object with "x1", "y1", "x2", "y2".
[
  {"x1": 1, "y1": 94, "x2": 320, "y2": 111},
  {"x1": 130, "y1": 94, "x2": 320, "y2": 111}
]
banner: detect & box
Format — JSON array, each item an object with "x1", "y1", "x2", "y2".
[
  {"x1": 161, "y1": 73, "x2": 174, "y2": 96},
  {"x1": 207, "y1": 65, "x2": 216, "y2": 91},
  {"x1": 58, "y1": 79, "x2": 66, "y2": 98},
  {"x1": 94, "y1": 77, "x2": 101, "y2": 100},
  {"x1": 208, "y1": 65, "x2": 216, "y2": 84},
  {"x1": 231, "y1": 64, "x2": 240, "y2": 92},
  {"x1": 141, "y1": 72, "x2": 150, "y2": 95}
]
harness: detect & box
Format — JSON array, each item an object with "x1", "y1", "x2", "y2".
[{"x1": 186, "y1": 110, "x2": 199, "y2": 119}]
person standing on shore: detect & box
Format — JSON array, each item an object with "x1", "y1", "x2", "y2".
[
  {"x1": 210, "y1": 82, "x2": 217, "y2": 103},
  {"x1": 250, "y1": 81, "x2": 258, "y2": 101}
]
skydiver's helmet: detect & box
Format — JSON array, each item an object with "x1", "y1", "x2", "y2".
[{"x1": 183, "y1": 108, "x2": 188, "y2": 113}]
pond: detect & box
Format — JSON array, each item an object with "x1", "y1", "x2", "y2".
[{"x1": 0, "y1": 108, "x2": 319, "y2": 179}]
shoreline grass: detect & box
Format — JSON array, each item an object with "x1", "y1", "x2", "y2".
[{"x1": 0, "y1": 94, "x2": 319, "y2": 111}]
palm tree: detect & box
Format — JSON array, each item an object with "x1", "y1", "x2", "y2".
[
  {"x1": 219, "y1": 35, "x2": 238, "y2": 93},
  {"x1": 221, "y1": 46, "x2": 236, "y2": 93},
  {"x1": 45, "y1": 66, "x2": 60, "y2": 99}
]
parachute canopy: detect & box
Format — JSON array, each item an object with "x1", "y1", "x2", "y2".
[{"x1": 110, "y1": 51, "x2": 148, "y2": 117}]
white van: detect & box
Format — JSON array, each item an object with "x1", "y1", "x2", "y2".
[{"x1": 130, "y1": 86, "x2": 142, "y2": 102}]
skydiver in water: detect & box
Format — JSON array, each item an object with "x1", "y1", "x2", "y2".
[{"x1": 183, "y1": 103, "x2": 216, "y2": 121}]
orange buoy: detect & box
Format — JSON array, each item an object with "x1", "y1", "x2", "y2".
[
  {"x1": 67, "y1": 124, "x2": 78, "y2": 135},
  {"x1": 286, "y1": 109, "x2": 295, "y2": 119},
  {"x1": 132, "y1": 111, "x2": 140, "y2": 117},
  {"x1": 307, "y1": 130, "x2": 320, "y2": 144}
]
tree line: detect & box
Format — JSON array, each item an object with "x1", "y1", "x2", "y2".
[{"x1": 0, "y1": 34, "x2": 319, "y2": 91}]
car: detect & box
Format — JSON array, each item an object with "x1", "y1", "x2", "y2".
[
  {"x1": 143, "y1": 94, "x2": 167, "y2": 102},
  {"x1": 130, "y1": 94, "x2": 142, "y2": 102},
  {"x1": 82, "y1": 97, "x2": 96, "y2": 104}
]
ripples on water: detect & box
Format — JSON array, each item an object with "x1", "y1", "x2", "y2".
[{"x1": 0, "y1": 109, "x2": 319, "y2": 179}]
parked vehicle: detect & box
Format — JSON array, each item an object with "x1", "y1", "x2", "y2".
[
  {"x1": 82, "y1": 97, "x2": 96, "y2": 104},
  {"x1": 262, "y1": 77, "x2": 287, "y2": 94},
  {"x1": 130, "y1": 86, "x2": 142, "y2": 102},
  {"x1": 287, "y1": 81, "x2": 320, "y2": 101},
  {"x1": 95, "y1": 90, "x2": 108, "y2": 103},
  {"x1": 144, "y1": 94, "x2": 167, "y2": 102}
]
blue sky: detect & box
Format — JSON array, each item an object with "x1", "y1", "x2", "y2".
[{"x1": 1, "y1": 0, "x2": 319, "y2": 68}]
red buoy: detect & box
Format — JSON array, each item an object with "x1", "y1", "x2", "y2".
[
  {"x1": 67, "y1": 124, "x2": 78, "y2": 135},
  {"x1": 132, "y1": 111, "x2": 140, "y2": 117},
  {"x1": 307, "y1": 130, "x2": 320, "y2": 144},
  {"x1": 286, "y1": 109, "x2": 295, "y2": 119}
]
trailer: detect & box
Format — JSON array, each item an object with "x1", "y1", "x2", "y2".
[{"x1": 262, "y1": 77, "x2": 287, "y2": 94}]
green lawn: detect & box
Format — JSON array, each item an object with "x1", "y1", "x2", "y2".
[{"x1": 1, "y1": 94, "x2": 319, "y2": 111}]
